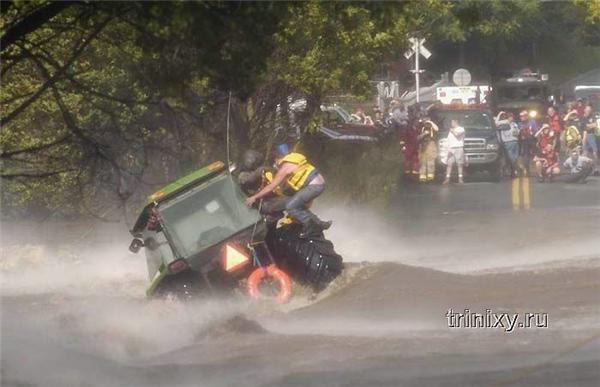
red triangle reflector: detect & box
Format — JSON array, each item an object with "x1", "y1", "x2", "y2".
[{"x1": 224, "y1": 244, "x2": 250, "y2": 272}]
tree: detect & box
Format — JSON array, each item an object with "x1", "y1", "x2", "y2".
[{"x1": 1, "y1": 1, "x2": 598, "y2": 217}]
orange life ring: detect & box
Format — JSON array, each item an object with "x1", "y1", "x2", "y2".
[{"x1": 247, "y1": 264, "x2": 292, "y2": 304}]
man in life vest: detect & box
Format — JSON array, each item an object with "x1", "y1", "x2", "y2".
[
  {"x1": 245, "y1": 144, "x2": 331, "y2": 238},
  {"x1": 417, "y1": 118, "x2": 438, "y2": 182}
]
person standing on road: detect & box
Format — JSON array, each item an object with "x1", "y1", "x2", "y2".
[
  {"x1": 417, "y1": 118, "x2": 439, "y2": 182},
  {"x1": 400, "y1": 112, "x2": 421, "y2": 181},
  {"x1": 547, "y1": 106, "x2": 564, "y2": 134},
  {"x1": 443, "y1": 119, "x2": 466, "y2": 184},
  {"x1": 496, "y1": 111, "x2": 520, "y2": 178},
  {"x1": 390, "y1": 100, "x2": 409, "y2": 129},
  {"x1": 562, "y1": 148, "x2": 593, "y2": 183},
  {"x1": 546, "y1": 106, "x2": 565, "y2": 154},
  {"x1": 563, "y1": 109, "x2": 582, "y2": 152},
  {"x1": 518, "y1": 110, "x2": 537, "y2": 176},
  {"x1": 580, "y1": 105, "x2": 598, "y2": 169},
  {"x1": 575, "y1": 98, "x2": 586, "y2": 118},
  {"x1": 534, "y1": 123, "x2": 560, "y2": 182}
]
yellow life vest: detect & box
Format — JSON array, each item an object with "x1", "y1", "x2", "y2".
[
  {"x1": 277, "y1": 152, "x2": 316, "y2": 191},
  {"x1": 565, "y1": 125, "x2": 581, "y2": 148},
  {"x1": 262, "y1": 170, "x2": 284, "y2": 196}
]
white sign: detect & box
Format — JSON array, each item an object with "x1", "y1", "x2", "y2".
[
  {"x1": 436, "y1": 85, "x2": 489, "y2": 105},
  {"x1": 404, "y1": 37, "x2": 432, "y2": 59},
  {"x1": 453, "y1": 68, "x2": 472, "y2": 86}
]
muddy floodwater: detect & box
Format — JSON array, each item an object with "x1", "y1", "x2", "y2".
[{"x1": 2, "y1": 181, "x2": 600, "y2": 386}]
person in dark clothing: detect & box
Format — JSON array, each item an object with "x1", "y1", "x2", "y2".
[{"x1": 518, "y1": 110, "x2": 537, "y2": 176}]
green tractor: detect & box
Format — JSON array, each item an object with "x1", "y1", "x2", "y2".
[{"x1": 129, "y1": 161, "x2": 343, "y2": 302}]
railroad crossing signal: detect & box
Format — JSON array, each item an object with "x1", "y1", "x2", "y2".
[
  {"x1": 404, "y1": 37, "x2": 432, "y2": 60},
  {"x1": 404, "y1": 37, "x2": 432, "y2": 103}
]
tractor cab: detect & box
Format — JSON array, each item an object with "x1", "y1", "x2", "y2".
[{"x1": 130, "y1": 161, "x2": 262, "y2": 296}]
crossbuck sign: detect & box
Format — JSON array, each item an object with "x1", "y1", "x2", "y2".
[{"x1": 404, "y1": 37, "x2": 432, "y2": 103}]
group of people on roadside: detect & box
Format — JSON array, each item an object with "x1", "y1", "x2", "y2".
[
  {"x1": 496, "y1": 102, "x2": 598, "y2": 183},
  {"x1": 396, "y1": 99, "x2": 598, "y2": 185},
  {"x1": 346, "y1": 98, "x2": 598, "y2": 186},
  {"x1": 380, "y1": 99, "x2": 462, "y2": 184}
]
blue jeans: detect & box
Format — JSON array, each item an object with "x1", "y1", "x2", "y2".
[
  {"x1": 285, "y1": 184, "x2": 325, "y2": 225},
  {"x1": 504, "y1": 141, "x2": 519, "y2": 164},
  {"x1": 584, "y1": 133, "x2": 598, "y2": 155}
]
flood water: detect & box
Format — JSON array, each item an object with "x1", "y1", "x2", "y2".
[{"x1": 2, "y1": 180, "x2": 600, "y2": 386}]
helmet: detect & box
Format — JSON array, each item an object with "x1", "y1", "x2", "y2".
[
  {"x1": 241, "y1": 150, "x2": 264, "y2": 171},
  {"x1": 274, "y1": 143, "x2": 290, "y2": 157}
]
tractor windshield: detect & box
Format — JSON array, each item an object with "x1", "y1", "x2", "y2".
[{"x1": 157, "y1": 173, "x2": 260, "y2": 257}]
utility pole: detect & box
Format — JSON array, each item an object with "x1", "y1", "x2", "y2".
[
  {"x1": 404, "y1": 37, "x2": 431, "y2": 105},
  {"x1": 415, "y1": 38, "x2": 420, "y2": 103}
]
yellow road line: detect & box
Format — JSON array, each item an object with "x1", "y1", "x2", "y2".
[
  {"x1": 522, "y1": 176, "x2": 530, "y2": 210},
  {"x1": 512, "y1": 178, "x2": 520, "y2": 210}
]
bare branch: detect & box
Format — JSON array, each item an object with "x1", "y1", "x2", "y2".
[
  {"x1": 1, "y1": 2, "x2": 77, "y2": 53},
  {"x1": 1, "y1": 16, "x2": 112, "y2": 127},
  {"x1": 1, "y1": 169, "x2": 75, "y2": 179},
  {"x1": 1, "y1": 134, "x2": 71, "y2": 158}
]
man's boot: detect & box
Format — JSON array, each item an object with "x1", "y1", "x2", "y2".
[
  {"x1": 310, "y1": 213, "x2": 332, "y2": 230},
  {"x1": 299, "y1": 220, "x2": 322, "y2": 238}
]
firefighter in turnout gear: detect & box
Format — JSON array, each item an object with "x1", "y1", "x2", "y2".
[
  {"x1": 400, "y1": 121, "x2": 420, "y2": 180},
  {"x1": 417, "y1": 119, "x2": 439, "y2": 182}
]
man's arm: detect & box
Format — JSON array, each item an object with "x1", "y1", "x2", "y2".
[
  {"x1": 452, "y1": 127, "x2": 465, "y2": 140},
  {"x1": 425, "y1": 120, "x2": 439, "y2": 132},
  {"x1": 238, "y1": 167, "x2": 264, "y2": 186},
  {"x1": 246, "y1": 163, "x2": 295, "y2": 204},
  {"x1": 534, "y1": 127, "x2": 545, "y2": 138},
  {"x1": 563, "y1": 110, "x2": 578, "y2": 121},
  {"x1": 494, "y1": 111, "x2": 506, "y2": 124}
]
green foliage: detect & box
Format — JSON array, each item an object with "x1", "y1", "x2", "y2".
[
  {"x1": 303, "y1": 136, "x2": 403, "y2": 206},
  {"x1": 1, "y1": 0, "x2": 599, "y2": 217},
  {"x1": 451, "y1": 0, "x2": 541, "y2": 39},
  {"x1": 574, "y1": 0, "x2": 600, "y2": 23}
]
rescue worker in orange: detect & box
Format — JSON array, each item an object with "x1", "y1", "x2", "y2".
[
  {"x1": 417, "y1": 118, "x2": 439, "y2": 182},
  {"x1": 400, "y1": 117, "x2": 420, "y2": 180},
  {"x1": 534, "y1": 123, "x2": 560, "y2": 182},
  {"x1": 245, "y1": 144, "x2": 331, "y2": 238}
]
